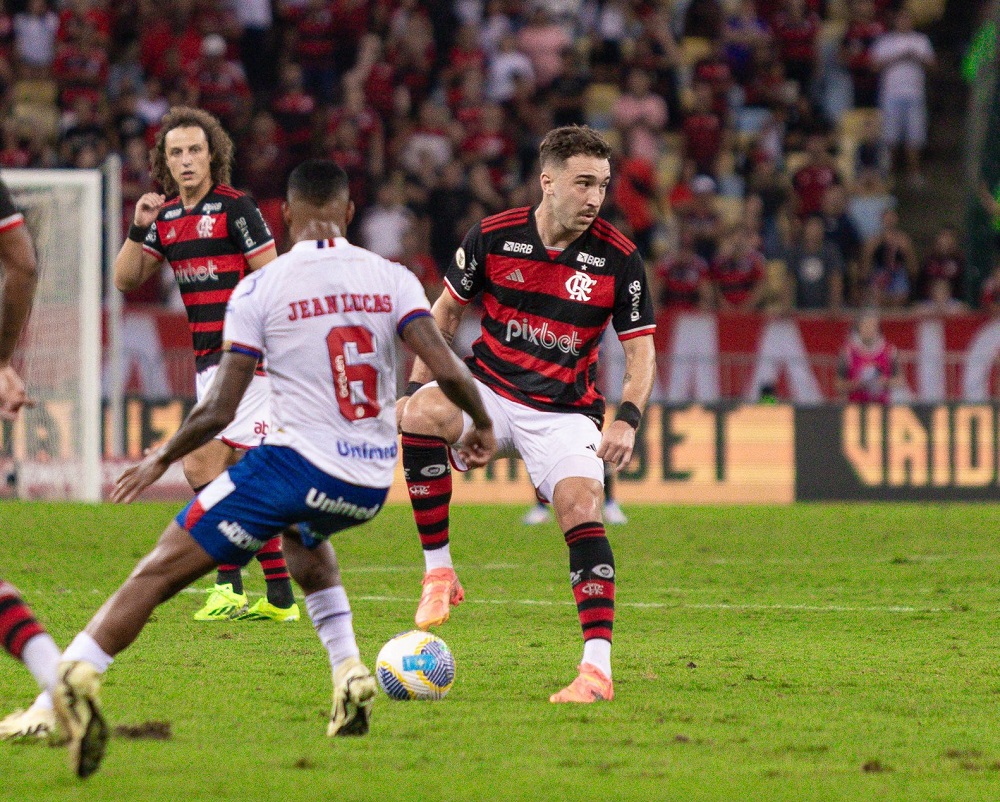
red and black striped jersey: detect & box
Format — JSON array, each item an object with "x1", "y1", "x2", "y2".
[
  {"x1": 0, "y1": 179, "x2": 25, "y2": 234},
  {"x1": 444, "y1": 206, "x2": 655, "y2": 423},
  {"x1": 142, "y1": 184, "x2": 273, "y2": 372}
]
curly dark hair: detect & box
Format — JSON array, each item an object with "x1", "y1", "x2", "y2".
[
  {"x1": 149, "y1": 106, "x2": 234, "y2": 195},
  {"x1": 538, "y1": 125, "x2": 612, "y2": 169}
]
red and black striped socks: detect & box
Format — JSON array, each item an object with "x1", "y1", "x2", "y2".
[
  {"x1": 0, "y1": 581, "x2": 60, "y2": 691},
  {"x1": 401, "y1": 433, "x2": 453, "y2": 565},
  {"x1": 564, "y1": 522, "x2": 615, "y2": 675},
  {"x1": 217, "y1": 537, "x2": 294, "y2": 608}
]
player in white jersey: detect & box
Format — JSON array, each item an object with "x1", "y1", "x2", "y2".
[{"x1": 48, "y1": 160, "x2": 496, "y2": 779}]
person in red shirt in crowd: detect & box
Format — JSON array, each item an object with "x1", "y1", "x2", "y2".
[
  {"x1": 398, "y1": 220, "x2": 443, "y2": 302},
  {"x1": 836, "y1": 309, "x2": 902, "y2": 403},
  {"x1": 979, "y1": 261, "x2": 1000, "y2": 316},
  {"x1": 52, "y1": 21, "x2": 108, "y2": 109},
  {"x1": 285, "y1": 0, "x2": 338, "y2": 102},
  {"x1": 459, "y1": 103, "x2": 516, "y2": 187},
  {"x1": 792, "y1": 132, "x2": 841, "y2": 217},
  {"x1": 323, "y1": 117, "x2": 369, "y2": 211},
  {"x1": 0, "y1": 120, "x2": 30, "y2": 168},
  {"x1": 190, "y1": 34, "x2": 251, "y2": 131},
  {"x1": 919, "y1": 225, "x2": 964, "y2": 302},
  {"x1": 325, "y1": 79, "x2": 384, "y2": 171},
  {"x1": 711, "y1": 222, "x2": 766, "y2": 310},
  {"x1": 681, "y1": 173, "x2": 724, "y2": 262},
  {"x1": 839, "y1": 0, "x2": 886, "y2": 108},
  {"x1": 613, "y1": 138, "x2": 661, "y2": 260},
  {"x1": 448, "y1": 66, "x2": 487, "y2": 132},
  {"x1": 444, "y1": 24, "x2": 486, "y2": 85},
  {"x1": 653, "y1": 225, "x2": 713, "y2": 311},
  {"x1": 668, "y1": 158, "x2": 698, "y2": 215},
  {"x1": 57, "y1": 0, "x2": 111, "y2": 45},
  {"x1": 271, "y1": 62, "x2": 316, "y2": 162},
  {"x1": 771, "y1": 0, "x2": 820, "y2": 95},
  {"x1": 683, "y1": 82, "x2": 727, "y2": 177},
  {"x1": 235, "y1": 111, "x2": 289, "y2": 240},
  {"x1": 692, "y1": 41, "x2": 734, "y2": 117}
]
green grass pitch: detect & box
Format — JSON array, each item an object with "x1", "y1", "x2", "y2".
[{"x1": 2, "y1": 501, "x2": 1000, "y2": 801}]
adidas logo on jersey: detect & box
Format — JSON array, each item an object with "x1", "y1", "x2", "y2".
[
  {"x1": 505, "y1": 269, "x2": 525, "y2": 283},
  {"x1": 503, "y1": 241, "x2": 533, "y2": 254}
]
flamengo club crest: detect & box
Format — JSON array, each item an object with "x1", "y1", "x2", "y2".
[
  {"x1": 196, "y1": 214, "x2": 215, "y2": 239},
  {"x1": 565, "y1": 271, "x2": 597, "y2": 302}
]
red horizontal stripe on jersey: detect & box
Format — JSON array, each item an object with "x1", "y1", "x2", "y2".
[
  {"x1": 488, "y1": 255, "x2": 617, "y2": 310},
  {"x1": 190, "y1": 320, "x2": 224, "y2": 333},
  {"x1": 479, "y1": 328, "x2": 586, "y2": 385},
  {"x1": 182, "y1": 290, "x2": 235, "y2": 305},
  {"x1": 194, "y1": 347, "x2": 223, "y2": 357}
]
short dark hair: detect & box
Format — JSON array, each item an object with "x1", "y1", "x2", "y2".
[
  {"x1": 538, "y1": 125, "x2": 612, "y2": 169},
  {"x1": 287, "y1": 159, "x2": 350, "y2": 205},
  {"x1": 151, "y1": 106, "x2": 233, "y2": 195}
]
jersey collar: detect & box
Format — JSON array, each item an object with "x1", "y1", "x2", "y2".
[{"x1": 291, "y1": 237, "x2": 348, "y2": 251}]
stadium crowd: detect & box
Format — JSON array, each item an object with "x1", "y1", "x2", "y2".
[{"x1": 0, "y1": 0, "x2": 975, "y2": 317}]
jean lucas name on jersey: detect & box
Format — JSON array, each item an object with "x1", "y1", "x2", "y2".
[{"x1": 287, "y1": 293, "x2": 393, "y2": 321}]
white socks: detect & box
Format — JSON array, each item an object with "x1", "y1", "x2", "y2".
[
  {"x1": 305, "y1": 586, "x2": 359, "y2": 673},
  {"x1": 582, "y1": 639, "x2": 612, "y2": 679},
  {"x1": 61, "y1": 632, "x2": 115, "y2": 674},
  {"x1": 424, "y1": 543, "x2": 453, "y2": 571},
  {"x1": 20, "y1": 632, "x2": 60, "y2": 694}
]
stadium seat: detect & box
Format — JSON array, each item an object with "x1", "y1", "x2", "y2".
[
  {"x1": 13, "y1": 103, "x2": 59, "y2": 142},
  {"x1": 839, "y1": 108, "x2": 880, "y2": 141},
  {"x1": 909, "y1": 0, "x2": 946, "y2": 25},
  {"x1": 13, "y1": 79, "x2": 57, "y2": 107},
  {"x1": 583, "y1": 82, "x2": 620, "y2": 131},
  {"x1": 717, "y1": 196, "x2": 744, "y2": 227}
]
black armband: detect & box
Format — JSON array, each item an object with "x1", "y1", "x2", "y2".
[
  {"x1": 404, "y1": 381, "x2": 424, "y2": 397},
  {"x1": 614, "y1": 401, "x2": 642, "y2": 430},
  {"x1": 128, "y1": 222, "x2": 150, "y2": 243}
]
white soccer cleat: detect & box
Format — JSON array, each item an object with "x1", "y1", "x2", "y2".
[
  {"x1": 603, "y1": 500, "x2": 627, "y2": 525},
  {"x1": 327, "y1": 656, "x2": 377, "y2": 737},
  {"x1": 52, "y1": 660, "x2": 108, "y2": 779},
  {"x1": 522, "y1": 503, "x2": 552, "y2": 525},
  {"x1": 0, "y1": 702, "x2": 55, "y2": 741}
]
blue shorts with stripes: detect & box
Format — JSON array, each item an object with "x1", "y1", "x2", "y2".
[{"x1": 176, "y1": 445, "x2": 389, "y2": 566}]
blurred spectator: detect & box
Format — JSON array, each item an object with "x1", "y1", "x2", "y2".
[
  {"x1": 723, "y1": 0, "x2": 772, "y2": 85},
  {"x1": 191, "y1": 34, "x2": 252, "y2": 132},
  {"x1": 135, "y1": 76, "x2": 170, "y2": 130},
  {"x1": 106, "y1": 41, "x2": 144, "y2": 104},
  {"x1": 548, "y1": 48, "x2": 589, "y2": 128},
  {"x1": 59, "y1": 96, "x2": 110, "y2": 165},
  {"x1": 979, "y1": 261, "x2": 1000, "y2": 315},
  {"x1": 683, "y1": 82, "x2": 727, "y2": 177},
  {"x1": 400, "y1": 100, "x2": 454, "y2": 174},
  {"x1": 668, "y1": 158, "x2": 698, "y2": 215},
  {"x1": 821, "y1": 184, "x2": 863, "y2": 303},
  {"x1": 486, "y1": 32, "x2": 534, "y2": 104},
  {"x1": 53, "y1": 21, "x2": 109, "y2": 109},
  {"x1": 854, "y1": 113, "x2": 889, "y2": 180},
  {"x1": 746, "y1": 154, "x2": 792, "y2": 257},
  {"x1": 112, "y1": 86, "x2": 147, "y2": 150},
  {"x1": 613, "y1": 138, "x2": 661, "y2": 260},
  {"x1": 0, "y1": 119, "x2": 30, "y2": 168},
  {"x1": 976, "y1": 179, "x2": 1000, "y2": 253},
  {"x1": 271, "y1": 62, "x2": 317, "y2": 163},
  {"x1": 398, "y1": 221, "x2": 442, "y2": 302},
  {"x1": 918, "y1": 225, "x2": 964, "y2": 302},
  {"x1": 682, "y1": 174, "x2": 723, "y2": 262},
  {"x1": 786, "y1": 214, "x2": 844, "y2": 310},
  {"x1": 478, "y1": 0, "x2": 513, "y2": 58},
  {"x1": 613, "y1": 67, "x2": 668, "y2": 163},
  {"x1": 846, "y1": 168, "x2": 895, "y2": 242},
  {"x1": 711, "y1": 223, "x2": 766, "y2": 310},
  {"x1": 791, "y1": 133, "x2": 840, "y2": 217},
  {"x1": 914, "y1": 278, "x2": 968, "y2": 316},
  {"x1": 652, "y1": 226, "x2": 713, "y2": 311},
  {"x1": 861, "y1": 208, "x2": 916, "y2": 308},
  {"x1": 14, "y1": 0, "x2": 59, "y2": 76},
  {"x1": 771, "y1": 0, "x2": 820, "y2": 97},
  {"x1": 516, "y1": 7, "x2": 570, "y2": 90},
  {"x1": 360, "y1": 179, "x2": 414, "y2": 261},
  {"x1": 871, "y1": 8, "x2": 935, "y2": 187},
  {"x1": 836, "y1": 309, "x2": 902, "y2": 403},
  {"x1": 693, "y1": 41, "x2": 734, "y2": 118},
  {"x1": 286, "y1": 0, "x2": 339, "y2": 103},
  {"x1": 840, "y1": 0, "x2": 886, "y2": 108},
  {"x1": 459, "y1": 103, "x2": 514, "y2": 187},
  {"x1": 235, "y1": 111, "x2": 289, "y2": 214},
  {"x1": 428, "y1": 160, "x2": 472, "y2": 270},
  {"x1": 235, "y1": 0, "x2": 274, "y2": 95}
]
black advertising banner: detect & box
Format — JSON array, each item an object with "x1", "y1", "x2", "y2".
[{"x1": 796, "y1": 405, "x2": 1000, "y2": 501}]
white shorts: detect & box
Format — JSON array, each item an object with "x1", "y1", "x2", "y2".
[
  {"x1": 443, "y1": 377, "x2": 604, "y2": 503},
  {"x1": 195, "y1": 365, "x2": 271, "y2": 450}
]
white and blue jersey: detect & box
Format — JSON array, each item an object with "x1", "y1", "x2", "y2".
[{"x1": 176, "y1": 237, "x2": 432, "y2": 565}]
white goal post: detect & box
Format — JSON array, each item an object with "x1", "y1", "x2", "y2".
[{"x1": 1, "y1": 168, "x2": 103, "y2": 501}]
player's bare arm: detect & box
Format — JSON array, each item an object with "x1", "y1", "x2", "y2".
[
  {"x1": 246, "y1": 245, "x2": 278, "y2": 272},
  {"x1": 597, "y1": 334, "x2": 655, "y2": 471},
  {"x1": 112, "y1": 350, "x2": 257, "y2": 503},
  {"x1": 401, "y1": 314, "x2": 495, "y2": 467},
  {"x1": 0, "y1": 223, "x2": 37, "y2": 418},
  {"x1": 113, "y1": 192, "x2": 166, "y2": 292}
]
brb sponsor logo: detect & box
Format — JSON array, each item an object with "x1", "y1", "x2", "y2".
[
  {"x1": 217, "y1": 520, "x2": 263, "y2": 552},
  {"x1": 175, "y1": 259, "x2": 219, "y2": 284},
  {"x1": 503, "y1": 240, "x2": 533, "y2": 255},
  {"x1": 505, "y1": 318, "x2": 582, "y2": 355},
  {"x1": 576, "y1": 251, "x2": 605, "y2": 269}
]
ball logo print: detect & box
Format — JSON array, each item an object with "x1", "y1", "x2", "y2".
[{"x1": 376, "y1": 631, "x2": 456, "y2": 700}]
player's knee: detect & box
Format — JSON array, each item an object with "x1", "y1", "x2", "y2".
[
  {"x1": 553, "y1": 481, "x2": 603, "y2": 526},
  {"x1": 400, "y1": 389, "x2": 461, "y2": 439}
]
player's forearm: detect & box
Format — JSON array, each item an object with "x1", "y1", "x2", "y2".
[
  {"x1": 115, "y1": 239, "x2": 153, "y2": 292},
  {"x1": 619, "y1": 336, "x2": 656, "y2": 412},
  {"x1": 0, "y1": 260, "x2": 36, "y2": 364},
  {"x1": 409, "y1": 295, "x2": 464, "y2": 386},
  {"x1": 153, "y1": 401, "x2": 235, "y2": 467}
]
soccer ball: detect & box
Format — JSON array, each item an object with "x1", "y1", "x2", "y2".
[{"x1": 375, "y1": 630, "x2": 455, "y2": 700}]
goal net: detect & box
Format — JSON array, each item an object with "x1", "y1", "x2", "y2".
[{"x1": 0, "y1": 169, "x2": 102, "y2": 501}]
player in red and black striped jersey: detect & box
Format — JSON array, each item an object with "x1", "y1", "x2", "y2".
[
  {"x1": 112, "y1": 107, "x2": 296, "y2": 623},
  {"x1": 0, "y1": 177, "x2": 67, "y2": 742},
  {"x1": 397, "y1": 126, "x2": 656, "y2": 703}
]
